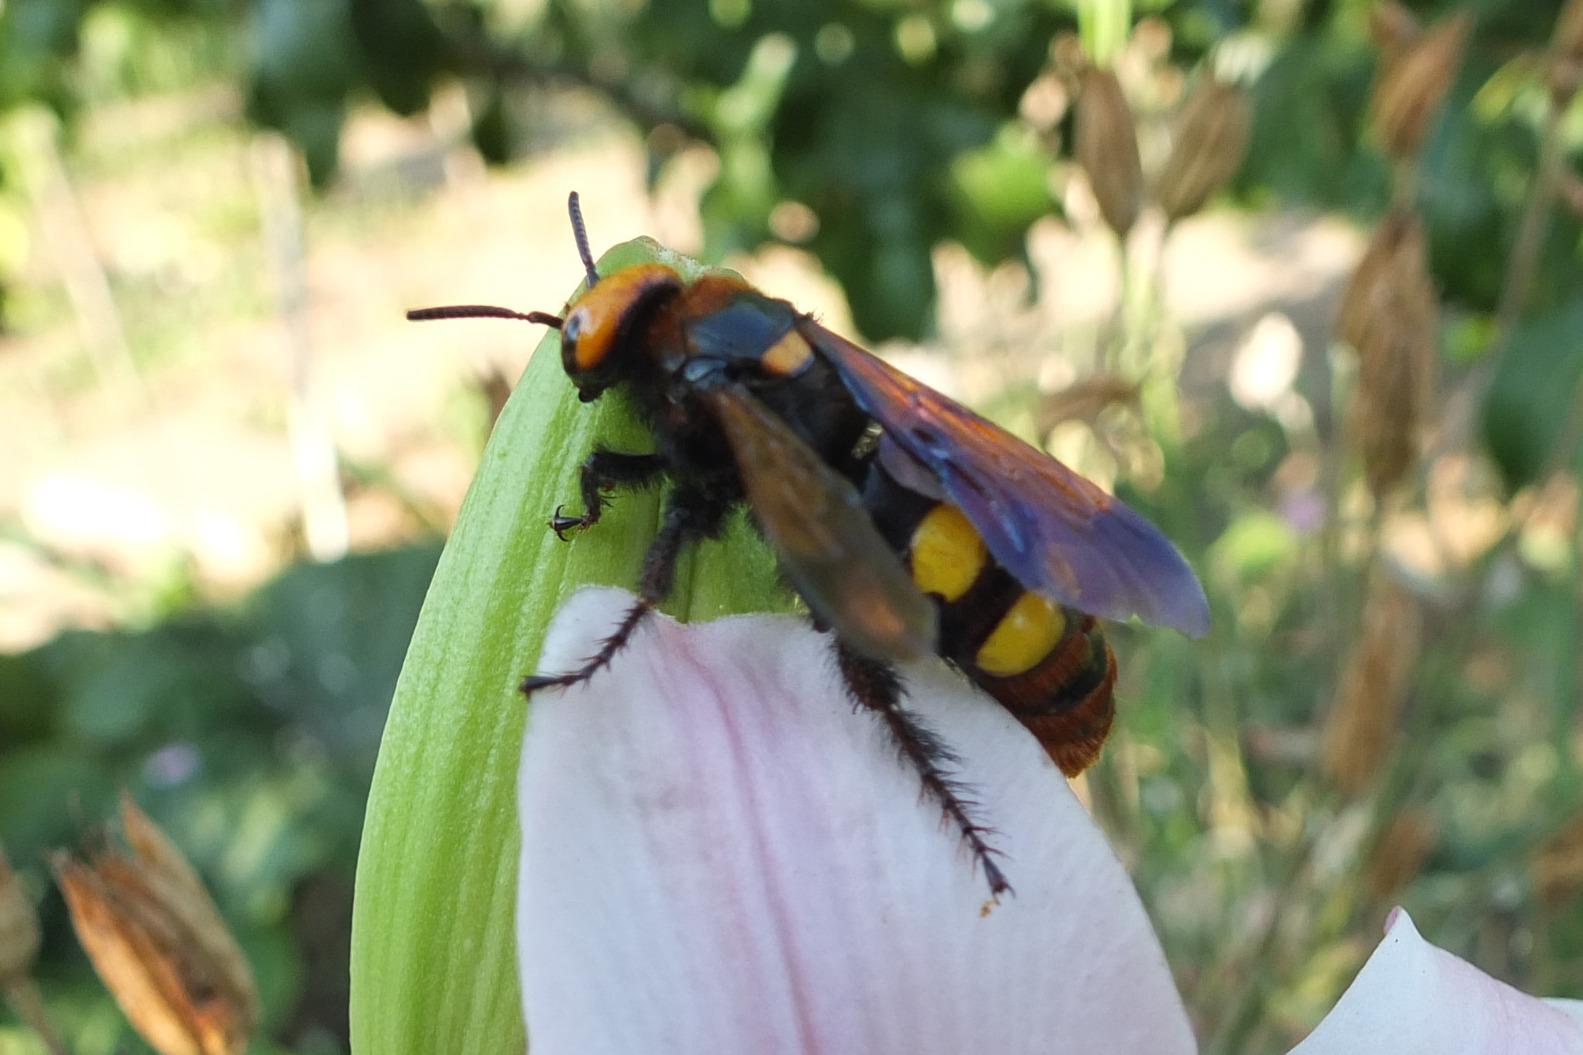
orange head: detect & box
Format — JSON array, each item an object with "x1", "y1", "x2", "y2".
[{"x1": 559, "y1": 263, "x2": 682, "y2": 401}]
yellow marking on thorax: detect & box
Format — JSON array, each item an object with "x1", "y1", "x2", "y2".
[
  {"x1": 976, "y1": 594, "x2": 1068, "y2": 677},
  {"x1": 761, "y1": 329, "x2": 814, "y2": 376},
  {"x1": 908, "y1": 504, "x2": 985, "y2": 602}
]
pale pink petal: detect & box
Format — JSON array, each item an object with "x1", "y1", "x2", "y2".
[
  {"x1": 1289, "y1": 908, "x2": 1583, "y2": 1054},
  {"x1": 517, "y1": 587, "x2": 1197, "y2": 1055}
]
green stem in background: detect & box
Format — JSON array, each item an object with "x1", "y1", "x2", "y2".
[
  {"x1": 1114, "y1": 227, "x2": 1141, "y2": 376},
  {"x1": 348, "y1": 239, "x2": 790, "y2": 1054},
  {"x1": 1077, "y1": 0, "x2": 1133, "y2": 67},
  {"x1": 1132, "y1": 216, "x2": 1183, "y2": 444}
]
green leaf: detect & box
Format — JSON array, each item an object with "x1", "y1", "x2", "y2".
[
  {"x1": 0, "y1": 647, "x2": 57, "y2": 740},
  {"x1": 348, "y1": 0, "x2": 446, "y2": 117},
  {"x1": 945, "y1": 123, "x2": 1052, "y2": 266},
  {"x1": 470, "y1": 87, "x2": 512, "y2": 166},
  {"x1": 1482, "y1": 299, "x2": 1583, "y2": 492},
  {"x1": 349, "y1": 238, "x2": 790, "y2": 1052},
  {"x1": 1208, "y1": 509, "x2": 1298, "y2": 585},
  {"x1": 0, "y1": 744, "x2": 117, "y2": 858},
  {"x1": 245, "y1": 0, "x2": 359, "y2": 182}
]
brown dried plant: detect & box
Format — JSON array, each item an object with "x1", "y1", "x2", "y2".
[
  {"x1": 1370, "y1": 6, "x2": 1472, "y2": 164},
  {"x1": 1337, "y1": 209, "x2": 1439, "y2": 499},
  {"x1": 1322, "y1": 573, "x2": 1424, "y2": 794},
  {"x1": 1039, "y1": 373, "x2": 1142, "y2": 433},
  {"x1": 1074, "y1": 65, "x2": 1144, "y2": 238},
  {"x1": 53, "y1": 794, "x2": 259, "y2": 1055},
  {"x1": 1154, "y1": 74, "x2": 1253, "y2": 224}
]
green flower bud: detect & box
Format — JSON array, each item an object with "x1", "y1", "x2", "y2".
[{"x1": 349, "y1": 238, "x2": 791, "y2": 1052}]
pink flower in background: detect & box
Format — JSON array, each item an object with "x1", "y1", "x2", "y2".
[{"x1": 517, "y1": 588, "x2": 1583, "y2": 1054}]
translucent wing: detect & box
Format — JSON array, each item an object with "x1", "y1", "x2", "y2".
[
  {"x1": 803, "y1": 321, "x2": 1211, "y2": 637},
  {"x1": 702, "y1": 385, "x2": 939, "y2": 661}
]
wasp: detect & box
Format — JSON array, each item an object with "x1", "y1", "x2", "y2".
[{"x1": 409, "y1": 193, "x2": 1209, "y2": 897}]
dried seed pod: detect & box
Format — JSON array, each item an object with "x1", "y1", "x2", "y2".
[
  {"x1": 1322, "y1": 573, "x2": 1423, "y2": 794},
  {"x1": 1371, "y1": 11, "x2": 1471, "y2": 162},
  {"x1": 53, "y1": 796, "x2": 258, "y2": 1055},
  {"x1": 1337, "y1": 210, "x2": 1439, "y2": 498},
  {"x1": 1337, "y1": 212, "x2": 1406, "y2": 353},
  {"x1": 0, "y1": 842, "x2": 40, "y2": 983},
  {"x1": 1154, "y1": 74, "x2": 1253, "y2": 223},
  {"x1": 1074, "y1": 66, "x2": 1144, "y2": 237}
]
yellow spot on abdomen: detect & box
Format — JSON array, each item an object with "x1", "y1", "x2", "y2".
[
  {"x1": 909, "y1": 504, "x2": 985, "y2": 602},
  {"x1": 976, "y1": 594, "x2": 1067, "y2": 676},
  {"x1": 761, "y1": 330, "x2": 814, "y2": 376}
]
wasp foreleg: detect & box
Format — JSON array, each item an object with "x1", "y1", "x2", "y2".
[
  {"x1": 550, "y1": 449, "x2": 668, "y2": 539},
  {"x1": 835, "y1": 644, "x2": 1012, "y2": 899},
  {"x1": 524, "y1": 486, "x2": 726, "y2": 695}
]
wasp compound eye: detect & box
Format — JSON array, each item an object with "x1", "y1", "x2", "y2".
[
  {"x1": 560, "y1": 309, "x2": 594, "y2": 380},
  {"x1": 563, "y1": 309, "x2": 587, "y2": 343}
]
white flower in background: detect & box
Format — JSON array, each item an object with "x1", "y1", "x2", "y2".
[
  {"x1": 518, "y1": 588, "x2": 1583, "y2": 1054},
  {"x1": 1290, "y1": 909, "x2": 1583, "y2": 1055}
]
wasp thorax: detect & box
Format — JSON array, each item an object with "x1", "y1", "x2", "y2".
[{"x1": 559, "y1": 264, "x2": 684, "y2": 396}]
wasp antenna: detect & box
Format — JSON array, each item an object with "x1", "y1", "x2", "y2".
[
  {"x1": 407, "y1": 305, "x2": 563, "y2": 328},
  {"x1": 568, "y1": 191, "x2": 599, "y2": 289}
]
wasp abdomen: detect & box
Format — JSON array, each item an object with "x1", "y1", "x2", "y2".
[
  {"x1": 864, "y1": 462, "x2": 1120, "y2": 777},
  {"x1": 974, "y1": 616, "x2": 1116, "y2": 778}
]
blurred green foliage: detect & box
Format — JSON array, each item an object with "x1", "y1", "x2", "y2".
[
  {"x1": 0, "y1": 544, "x2": 440, "y2": 1053},
  {"x1": 1485, "y1": 300, "x2": 1583, "y2": 489},
  {"x1": 0, "y1": 0, "x2": 1578, "y2": 339}
]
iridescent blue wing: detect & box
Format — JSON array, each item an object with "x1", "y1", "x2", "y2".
[{"x1": 803, "y1": 321, "x2": 1210, "y2": 637}]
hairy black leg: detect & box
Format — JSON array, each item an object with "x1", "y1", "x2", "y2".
[
  {"x1": 551, "y1": 449, "x2": 668, "y2": 539},
  {"x1": 523, "y1": 487, "x2": 725, "y2": 695},
  {"x1": 836, "y1": 643, "x2": 1012, "y2": 899}
]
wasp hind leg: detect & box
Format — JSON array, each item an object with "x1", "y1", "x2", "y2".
[
  {"x1": 835, "y1": 644, "x2": 1012, "y2": 899},
  {"x1": 550, "y1": 449, "x2": 667, "y2": 539},
  {"x1": 524, "y1": 487, "x2": 724, "y2": 695}
]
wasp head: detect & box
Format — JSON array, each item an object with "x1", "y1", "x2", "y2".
[{"x1": 559, "y1": 263, "x2": 684, "y2": 401}]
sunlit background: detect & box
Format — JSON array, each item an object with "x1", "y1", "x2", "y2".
[{"x1": 3, "y1": 0, "x2": 1583, "y2": 1051}]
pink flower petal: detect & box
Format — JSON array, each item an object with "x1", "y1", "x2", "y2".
[
  {"x1": 517, "y1": 587, "x2": 1197, "y2": 1055},
  {"x1": 1289, "y1": 908, "x2": 1583, "y2": 1054}
]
